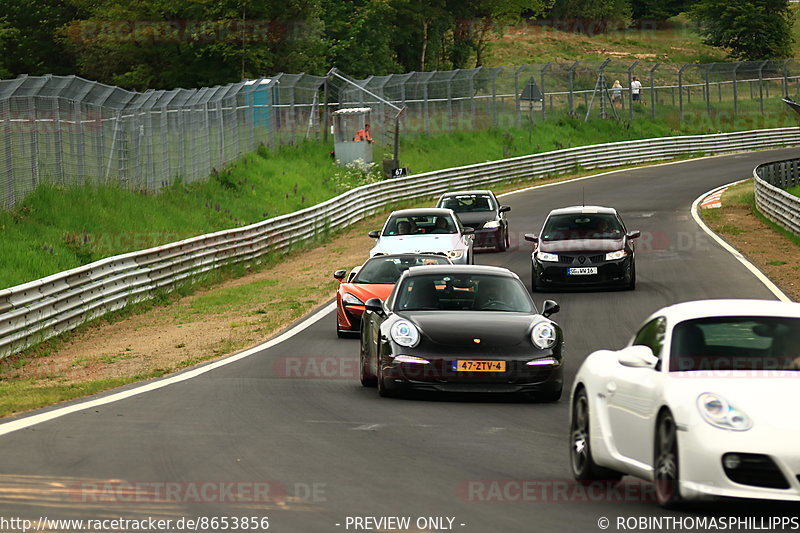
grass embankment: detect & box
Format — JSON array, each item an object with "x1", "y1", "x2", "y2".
[
  {"x1": 701, "y1": 181, "x2": 800, "y2": 301},
  {"x1": 482, "y1": 9, "x2": 800, "y2": 66},
  {"x1": 2, "y1": 111, "x2": 794, "y2": 290}
]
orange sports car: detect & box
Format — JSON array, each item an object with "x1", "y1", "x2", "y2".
[{"x1": 334, "y1": 254, "x2": 451, "y2": 337}]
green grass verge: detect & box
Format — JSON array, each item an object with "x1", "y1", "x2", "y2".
[{"x1": 719, "y1": 184, "x2": 800, "y2": 248}]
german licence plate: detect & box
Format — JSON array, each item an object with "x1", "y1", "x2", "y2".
[
  {"x1": 567, "y1": 267, "x2": 598, "y2": 276},
  {"x1": 452, "y1": 360, "x2": 506, "y2": 372}
]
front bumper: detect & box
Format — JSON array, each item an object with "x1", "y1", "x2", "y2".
[
  {"x1": 472, "y1": 228, "x2": 503, "y2": 249},
  {"x1": 337, "y1": 303, "x2": 365, "y2": 332},
  {"x1": 379, "y1": 353, "x2": 563, "y2": 394},
  {"x1": 533, "y1": 255, "x2": 632, "y2": 287},
  {"x1": 677, "y1": 420, "x2": 800, "y2": 502}
]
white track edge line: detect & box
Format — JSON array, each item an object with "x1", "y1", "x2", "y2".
[
  {"x1": 691, "y1": 183, "x2": 791, "y2": 303},
  {"x1": 0, "y1": 302, "x2": 336, "y2": 437}
]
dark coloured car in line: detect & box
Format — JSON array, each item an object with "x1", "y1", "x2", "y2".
[
  {"x1": 359, "y1": 264, "x2": 563, "y2": 400},
  {"x1": 436, "y1": 190, "x2": 511, "y2": 252},
  {"x1": 525, "y1": 206, "x2": 640, "y2": 291}
]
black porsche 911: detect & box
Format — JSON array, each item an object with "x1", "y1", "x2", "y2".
[
  {"x1": 524, "y1": 206, "x2": 640, "y2": 291},
  {"x1": 358, "y1": 265, "x2": 563, "y2": 400}
]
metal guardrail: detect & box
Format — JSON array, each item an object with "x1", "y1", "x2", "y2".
[
  {"x1": 2, "y1": 127, "x2": 800, "y2": 358},
  {"x1": 754, "y1": 158, "x2": 800, "y2": 235}
]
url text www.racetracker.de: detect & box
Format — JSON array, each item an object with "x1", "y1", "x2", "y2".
[
  {"x1": 0, "y1": 515, "x2": 271, "y2": 532},
  {"x1": 596, "y1": 516, "x2": 799, "y2": 531}
]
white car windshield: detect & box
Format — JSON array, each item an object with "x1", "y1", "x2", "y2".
[
  {"x1": 669, "y1": 316, "x2": 800, "y2": 371},
  {"x1": 383, "y1": 215, "x2": 457, "y2": 236}
]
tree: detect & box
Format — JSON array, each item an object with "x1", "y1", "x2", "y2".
[
  {"x1": 0, "y1": 18, "x2": 19, "y2": 78},
  {"x1": 689, "y1": 0, "x2": 793, "y2": 60},
  {"x1": 321, "y1": 0, "x2": 402, "y2": 77},
  {"x1": 549, "y1": 0, "x2": 632, "y2": 26},
  {"x1": 630, "y1": 0, "x2": 694, "y2": 21}
]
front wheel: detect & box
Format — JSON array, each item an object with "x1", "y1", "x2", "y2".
[
  {"x1": 626, "y1": 262, "x2": 636, "y2": 291},
  {"x1": 654, "y1": 411, "x2": 682, "y2": 508},
  {"x1": 359, "y1": 343, "x2": 376, "y2": 387},
  {"x1": 377, "y1": 359, "x2": 396, "y2": 398},
  {"x1": 570, "y1": 388, "x2": 623, "y2": 482}
]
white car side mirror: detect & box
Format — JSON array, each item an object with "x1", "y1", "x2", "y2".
[{"x1": 618, "y1": 345, "x2": 659, "y2": 369}]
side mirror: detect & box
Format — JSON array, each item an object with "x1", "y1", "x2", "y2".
[
  {"x1": 462, "y1": 226, "x2": 475, "y2": 234},
  {"x1": 499, "y1": 205, "x2": 511, "y2": 213},
  {"x1": 368, "y1": 230, "x2": 380, "y2": 239},
  {"x1": 542, "y1": 300, "x2": 560, "y2": 317},
  {"x1": 618, "y1": 345, "x2": 659, "y2": 369},
  {"x1": 333, "y1": 269, "x2": 347, "y2": 280},
  {"x1": 364, "y1": 298, "x2": 386, "y2": 316},
  {"x1": 627, "y1": 230, "x2": 641, "y2": 240},
  {"x1": 524, "y1": 233, "x2": 539, "y2": 243}
]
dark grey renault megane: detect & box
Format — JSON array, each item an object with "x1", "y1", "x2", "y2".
[
  {"x1": 525, "y1": 206, "x2": 640, "y2": 291},
  {"x1": 358, "y1": 264, "x2": 563, "y2": 401}
]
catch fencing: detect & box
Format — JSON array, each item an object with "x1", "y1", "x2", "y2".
[
  {"x1": 3, "y1": 59, "x2": 800, "y2": 209},
  {"x1": 754, "y1": 158, "x2": 800, "y2": 236},
  {"x1": 1, "y1": 127, "x2": 799, "y2": 359}
]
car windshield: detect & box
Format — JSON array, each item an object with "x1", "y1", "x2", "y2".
[
  {"x1": 669, "y1": 316, "x2": 800, "y2": 371},
  {"x1": 440, "y1": 194, "x2": 495, "y2": 213},
  {"x1": 541, "y1": 213, "x2": 623, "y2": 241},
  {"x1": 395, "y1": 273, "x2": 535, "y2": 312},
  {"x1": 383, "y1": 214, "x2": 457, "y2": 235},
  {"x1": 353, "y1": 256, "x2": 450, "y2": 284}
]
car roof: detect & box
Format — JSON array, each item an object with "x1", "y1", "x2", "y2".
[
  {"x1": 650, "y1": 299, "x2": 800, "y2": 323},
  {"x1": 438, "y1": 190, "x2": 495, "y2": 197},
  {"x1": 405, "y1": 264, "x2": 517, "y2": 278},
  {"x1": 547, "y1": 205, "x2": 619, "y2": 216},
  {"x1": 389, "y1": 208, "x2": 454, "y2": 217}
]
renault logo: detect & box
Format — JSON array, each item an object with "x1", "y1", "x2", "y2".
[{"x1": 578, "y1": 256, "x2": 586, "y2": 264}]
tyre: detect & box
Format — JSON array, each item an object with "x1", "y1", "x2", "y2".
[
  {"x1": 497, "y1": 230, "x2": 508, "y2": 252},
  {"x1": 654, "y1": 410, "x2": 682, "y2": 508},
  {"x1": 570, "y1": 388, "x2": 624, "y2": 482},
  {"x1": 530, "y1": 271, "x2": 540, "y2": 293},
  {"x1": 537, "y1": 384, "x2": 562, "y2": 402},
  {"x1": 626, "y1": 262, "x2": 636, "y2": 291},
  {"x1": 359, "y1": 342, "x2": 376, "y2": 387},
  {"x1": 377, "y1": 360, "x2": 396, "y2": 398}
]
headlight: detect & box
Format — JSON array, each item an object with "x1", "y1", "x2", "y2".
[
  {"x1": 605, "y1": 250, "x2": 627, "y2": 260},
  {"x1": 697, "y1": 393, "x2": 753, "y2": 431},
  {"x1": 342, "y1": 293, "x2": 364, "y2": 305},
  {"x1": 536, "y1": 251, "x2": 559, "y2": 262},
  {"x1": 483, "y1": 220, "x2": 500, "y2": 229},
  {"x1": 531, "y1": 322, "x2": 557, "y2": 349},
  {"x1": 394, "y1": 355, "x2": 430, "y2": 364},
  {"x1": 390, "y1": 320, "x2": 420, "y2": 348},
  {"x1": 447, "y1": 250, "x2": 464, "y2": 259}
]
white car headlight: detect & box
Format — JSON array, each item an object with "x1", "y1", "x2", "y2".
[
  {"x1": 342, "y1": 293, "x2": 364, "y2": 306},
  {"x1": 483, "y1": 220, "x2": 500, "y2": 229},
  {"x1": 531, "y1": 322, "x2": 557, "y2": 349},
  {"x1": 391, "y1": 320, "x2": 420, "y2": 347},
  {"x1": 697, "y1": 393, "x2": 753, "y2": 431},
  {"x1": 447, "y1": 250, "x2": 464, "y2": 259},
  {"x1": 536, "y1": 251, "x2": 559, "y2": 262},
  {"x1": 605, "y1": 250, "x2": 627, "y2": 260}
]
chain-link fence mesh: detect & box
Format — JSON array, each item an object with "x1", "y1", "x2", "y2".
[{"x1": 3, "y1": 59, "x2": 800, "y2": 209}]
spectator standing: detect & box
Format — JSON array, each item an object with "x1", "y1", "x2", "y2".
[
  {"x1": 630, "y1": 77, "x2": 643, "y2": 103},
  {"x1": 611, "y1": 80, "x2": 623, "y2": 108}
]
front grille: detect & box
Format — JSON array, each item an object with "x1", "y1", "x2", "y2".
[
  {"x1": 722, "y1": 453, "x2": 790, "y2": 489},
  {"x1": 557, "y1": 253, "x2": 606, "y2": 264}
]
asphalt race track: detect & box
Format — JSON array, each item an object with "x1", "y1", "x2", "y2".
[{"x1": 0, "y1": 148, "x2": 797, "y2": 533}]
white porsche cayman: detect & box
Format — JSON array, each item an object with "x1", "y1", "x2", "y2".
[{"x1": 570, "y1": 299, "x2": 800, "y2": 507}]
